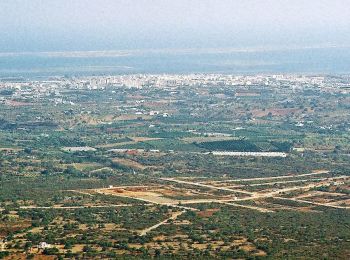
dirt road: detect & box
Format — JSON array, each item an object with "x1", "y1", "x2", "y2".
[
  {"x1": 95, "y1": 188, "x2": 199, "y2": 211},
  {"x1": 218, "y1": 201, "x2": 274, "y2": 213},
  {"x1": 19, "y1": 204, "x2": 134, "y2": 210},
  {"x1": 139, "y1": 211, "x2": 185, "y2": 236},
  {"x1": 161, "y1": 178, "x2": 253, "y2": 195},
  {"x1": 275, "y1": 197, "x2": 350, "y2": 209},
  {"x1": 210, "y1": 170, "x2": 330, "y2": 183}
]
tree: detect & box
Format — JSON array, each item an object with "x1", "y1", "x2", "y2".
[{"x1": 43, "y1": 247, "x2": 59, "y2": 255}]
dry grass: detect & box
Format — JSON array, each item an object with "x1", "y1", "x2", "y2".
[
  {"x1": 112, "y1": 158, "x2": 147, "y2": 170},
  {"x1": 114, "y1": 114, "x2": 151, "y2": 121},
  {"x1": 181, "y1": 136, "x2": 237, "y2": 143},
  {"x1": 131, "y1": 137, "x2": 163, "y2": 142}
]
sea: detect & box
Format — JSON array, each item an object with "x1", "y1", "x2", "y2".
[{"x1": 1, "y1": 46, "x2": 350, "y2": 78}]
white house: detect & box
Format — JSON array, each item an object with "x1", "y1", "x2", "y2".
[{"x1": 38, "y1": 242, "x2": 51, "y2": 249}]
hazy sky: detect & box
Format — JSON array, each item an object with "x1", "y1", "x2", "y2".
[{"x1": 1, "y1": 0, "x2": 350, "y2": 52}]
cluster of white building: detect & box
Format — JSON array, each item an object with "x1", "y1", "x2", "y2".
[{"x1": 0, "y1": 74, "x2": 349, "y2": 104}]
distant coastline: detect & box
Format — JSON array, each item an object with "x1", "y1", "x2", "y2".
[{"x1": 1, "y1": 46, "x2": 350, "y2": 77}]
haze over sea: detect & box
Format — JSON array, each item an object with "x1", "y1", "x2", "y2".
[{"x1": 1, "y1": 46, "x2": 350, "y2": 78}]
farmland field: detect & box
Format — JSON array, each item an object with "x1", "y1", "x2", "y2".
[{"x1": 0, "y1": 74, "x2": 349, "y2": 259}]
